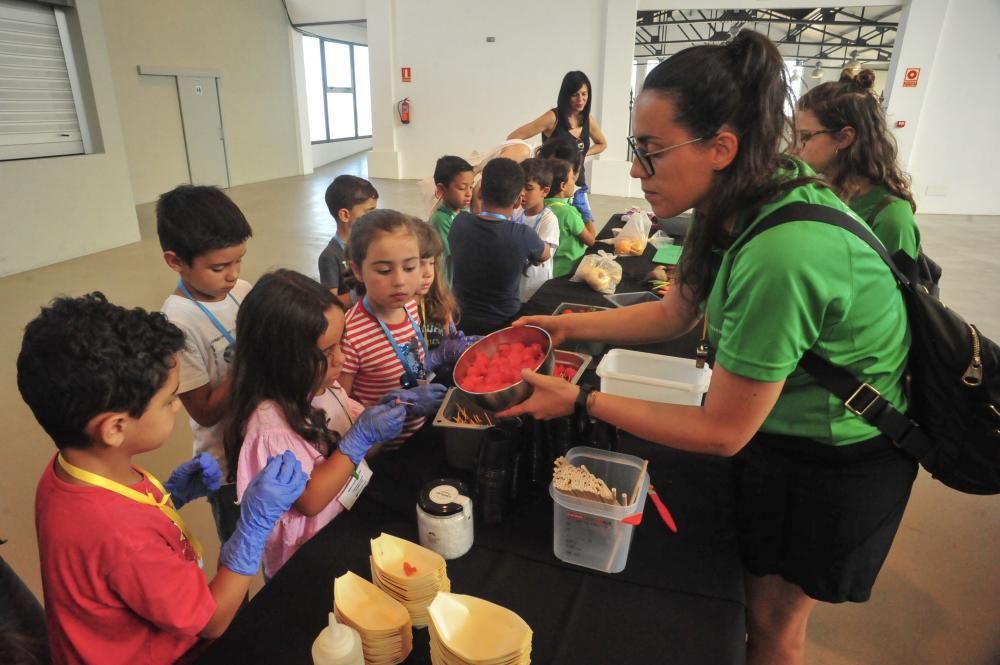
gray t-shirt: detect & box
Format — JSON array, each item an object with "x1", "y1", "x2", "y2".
[{"x1": 318, "y1": 235, "x2": 350, "y2": 294}]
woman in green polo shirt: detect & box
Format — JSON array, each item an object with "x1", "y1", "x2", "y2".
[
  {"x1": 792, "y1": 68, "x2": 921, "y2": 261},
  {"x1": 502, "y1": 31, "x2": 917, "y2": 665}
]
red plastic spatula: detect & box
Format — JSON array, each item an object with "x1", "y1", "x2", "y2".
[{"x1": 648, "y1": 485, "x2": 678, "y2": 533}]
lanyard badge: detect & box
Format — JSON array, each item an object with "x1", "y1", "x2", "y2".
[
  {"x1": 177, "y1": 279, "x2": 241, "y2": 364},
  {"x1": 362, "y1": 296, "x2": 430, "y2": 389}
]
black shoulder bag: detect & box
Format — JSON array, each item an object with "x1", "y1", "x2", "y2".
[{"x1": 738, "y1": 203, "x2": 1000, "y2": 495}]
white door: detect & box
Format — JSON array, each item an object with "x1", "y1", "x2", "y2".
[{"x1": 176, "y1": 76, "x2": 229, "y2": 188}]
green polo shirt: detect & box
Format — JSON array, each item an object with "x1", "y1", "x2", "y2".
[
  {"x1": 848, "y1": 185, "x2": 921, "y2": 261},
  {"x1": 704, "y1": 161, "x2": 910, "y2": 445},
  {"x1": 545, "y1": 197, "x2": 586, "y2": 277},
  {"x1": 429, "y1": 203, "x2": 461, "y2": 281}
]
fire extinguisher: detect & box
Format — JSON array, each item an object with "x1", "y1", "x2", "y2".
[{"x1": 397, "y1": 97, "x2": 410, "y2": 124}]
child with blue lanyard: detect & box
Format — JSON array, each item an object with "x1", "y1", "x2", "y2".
[
  {"x1": 158, "y1": 185, "x2": 253, "y2": 547},
  {"x1": 338, "y1": 211, "x2": 472, "y2": 447},
  {"x1": 449, "y1": 158, "x2": 549, "y2": 335},
  {"x1": 518, "y1": 158, "x2": 561, "y2": 302}
]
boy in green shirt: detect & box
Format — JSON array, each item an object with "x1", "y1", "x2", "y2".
[
  {"x1": 545, "y1": 158, "x2": 595, "y2": 277},
  {"x1": 428, "y1": 155, "x2": 474, "y2": 281}
]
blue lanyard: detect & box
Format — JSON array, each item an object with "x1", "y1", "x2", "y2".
[
  {"x1": 525, "y1": 207, "x2": 551, "y2": 231},
  {"x1": 176, "y1": 279, "x2": 241, "y2": 346},
  {"x1": 361, "y1": 295, "x2": 429, "y2": 383},
  {"x1": 478, "y1": 211, "x2": 509, "y2": 222}
]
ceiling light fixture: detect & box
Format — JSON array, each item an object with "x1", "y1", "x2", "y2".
[
  {"x1": 810, "y1": 61, "x2": 824, "y2": 79},
  {"x1": 847, "y1": 50, "x2": 861, "y2": 72}
]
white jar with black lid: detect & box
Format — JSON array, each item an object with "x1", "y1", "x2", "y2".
[{"x1": 416, "y1": 479, "x2": 473, "y2": 560}]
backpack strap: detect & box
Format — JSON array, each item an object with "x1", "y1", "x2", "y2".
[
  {"x1": 737, "y1": 202, "x2": 933, "y2": 460},
  {"x1": 866, "y1": 194, "x2": 897, "y2": 226}
]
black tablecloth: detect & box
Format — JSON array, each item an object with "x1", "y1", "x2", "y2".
[{"x1": 196, "y1": 427, "x2": 744, "y2": 665}]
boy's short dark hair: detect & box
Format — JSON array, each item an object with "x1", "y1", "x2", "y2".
[
  {"x1": 156, "y1": 185, "x2": 253, "y2": 265},
  {"x1": 548, "y1": 158, "x2": 575, "y2": 194},
  {"x1": 520, "y1": 158, "x2": 554, "y2": 191},
  {"x1": 17, "y1": 293, "x2": 185, "y2": 449},
  {"x1": 480, "y1": 158, "x2": 525, "y2": 208},
  {"x1": 325, "y1": 175, "x2": 379, "y2": 219},
  {"x1": 537, "y1": 135, "x2": 583, "y2": 173},
  {"x1": 433, "y1": 156, "x2": 473, "y2": 187}
]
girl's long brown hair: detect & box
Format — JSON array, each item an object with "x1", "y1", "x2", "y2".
[
  {"x1": 414, "y1": 221, "x2": 458, "y2": 326},
  {"x1": 222, "y1": 269, "x2": 345, "y2": 483},
  {"x1": 797, "y1": 68, "x2": 915, "y2": 210},
  {"x1": 641, "y1": 31, "x2": 805, "y2": 303}
]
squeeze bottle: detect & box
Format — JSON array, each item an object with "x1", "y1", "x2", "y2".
[{"x1": 311, "y1": 612, "x2": 364, "y2": 665}]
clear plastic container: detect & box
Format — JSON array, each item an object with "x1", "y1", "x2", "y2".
[
  {"x1": 549, "y1": 446, "x2": 649, "y2": 574},
  {"x1": 596, "y1": 349, "x2": 711, "y2": 406},
  {"x1": 603, "y1": 291, "x2": 660, "y2": 307}
]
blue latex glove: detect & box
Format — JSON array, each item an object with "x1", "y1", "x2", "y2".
[
  {"x1": 163, "y1": 452, "x2": 222, "y2": 509},
  {"x1": 220, "y1": 451, "x2": 308, "y2": 575},
  {"x1": 338, "y1": 402, "x2": 407, "y2": 464},
  {"x1": 572, "y1": 185, "x2": 594, "y2": 222},
  {"x1": 381, "y1": 383, "x2": 448, "y2": 418},
  {"x1": 427, "y1": 333, "x2": 481, "y2": 371}
]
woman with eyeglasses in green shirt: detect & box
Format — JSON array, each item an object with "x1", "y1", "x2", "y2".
[{"x1": 502, "y1": 31, "x2": 918, "y2": 665}]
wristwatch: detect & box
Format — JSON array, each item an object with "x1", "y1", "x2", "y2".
[{"x1": 575, "y1": 384, "x2": 596, "y2": 419}]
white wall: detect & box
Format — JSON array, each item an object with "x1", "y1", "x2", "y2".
[
  {"x1": 0, "y1": 0, "x2": 138, "y2": 278},
  {"x1": 100, "y1": 0, "x2": 302, "y2": 204},
  {"x1": 903, "y1": 0, "x2": 998, "y2": 215},
  {"x1": 365, "y1": 0, "x2": 607, "y2": 180}
]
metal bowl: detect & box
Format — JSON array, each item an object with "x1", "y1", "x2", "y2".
[{"x1": 453, "y1": 325, "x2": 554, "y2": 411}]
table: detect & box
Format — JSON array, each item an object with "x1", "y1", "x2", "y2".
[
  {"x1": 197, "y1": 428, "x2": 745, "y2": 665},
  {"x1": 198, "y1": 213, "x2": 747, "y2": 664},
  {"x1": 521, "y1": 214, "x2": 701, "y2": 360}
]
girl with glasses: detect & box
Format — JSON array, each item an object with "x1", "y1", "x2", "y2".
[
  {"x1": 792, "y1": 68, "x2": 922, "y2": 262},
  {"x1": 503, "y1": 31, "x2": 917, "y2": 665}
]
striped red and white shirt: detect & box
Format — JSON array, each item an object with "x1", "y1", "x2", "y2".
[{"x1": 342, "y1": 299, "x2": 426, "y2": 444}]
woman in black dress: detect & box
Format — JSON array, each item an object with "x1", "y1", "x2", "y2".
[{"x1": 508, "y1": 70, "x2": 608, "y2": 191}]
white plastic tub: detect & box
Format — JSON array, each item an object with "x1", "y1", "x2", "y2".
[
  {"x1": 595, "y1": 349, "x2": 711, "y2": 405},
  {"x1": 550, "y1": 446, "x2": 649, "y2": 574}
]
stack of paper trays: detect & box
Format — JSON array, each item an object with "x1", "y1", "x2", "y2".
[
  {"x1": 333, "y1": 571, "x2": 413, "y2": 665},
  {"x1": 427, "y1": 592, "x2": 532, "y2": 665},
  {"x1": 370, "y1": 532, "x2": 451, "y2": 628}
]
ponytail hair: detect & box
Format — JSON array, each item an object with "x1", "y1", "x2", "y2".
[
  {"x1": 641, "y1": 30, "x2": 799, "y2": 302},
  {"x1": 798, "y1": 68, "x2": 915, "y2": 210}
]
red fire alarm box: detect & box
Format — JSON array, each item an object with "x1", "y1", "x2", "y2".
[{"x1": 895, "y1": 120, "x2": 906, "y2": 128}]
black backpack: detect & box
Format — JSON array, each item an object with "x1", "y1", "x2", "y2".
[
  {"x1": 867, "y1": 195, "x2": 943, "y2": 298},
  {"x1": 739, "y1": 203, "x2": 1000, "y2": 495}
]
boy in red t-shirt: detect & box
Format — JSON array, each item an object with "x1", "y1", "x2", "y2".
[{"x1": 17, "y1": 293, "x2": 308, "y2": 665}]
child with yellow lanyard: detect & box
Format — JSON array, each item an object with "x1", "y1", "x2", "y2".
[{"x1": 18, "y1": 293, "x2": 308, "y2": 665}]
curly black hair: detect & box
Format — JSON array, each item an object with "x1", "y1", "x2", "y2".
[{"x1": 16, "y1": 292, "x2": 185, "y2": 449}]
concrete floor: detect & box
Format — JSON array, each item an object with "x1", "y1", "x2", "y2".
[{"x1": 2, "y1": 152, "x2": 998, "y2": 664}]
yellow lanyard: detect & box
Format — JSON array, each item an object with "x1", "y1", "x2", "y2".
[
  {"x1": 418, "y1": 297, "x2": 430, "y2": 348},
  {"x1": 56, "y1": 454, "x2": 204, "y2": 562}
]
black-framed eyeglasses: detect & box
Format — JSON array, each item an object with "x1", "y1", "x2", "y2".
[
  {"x1": 794, "y1": 129, "x2": 837, "y2": 148},
  {"x1": 627, "y1": 133, "x2": 716, "y2": 177}
]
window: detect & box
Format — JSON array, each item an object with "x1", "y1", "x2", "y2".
[
  {"x1": 0, "y1": 0, "x2": 92, "y2": 160},
  {"x1": 302, "y1": 35, "x2": 371, "y2": 143}
]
